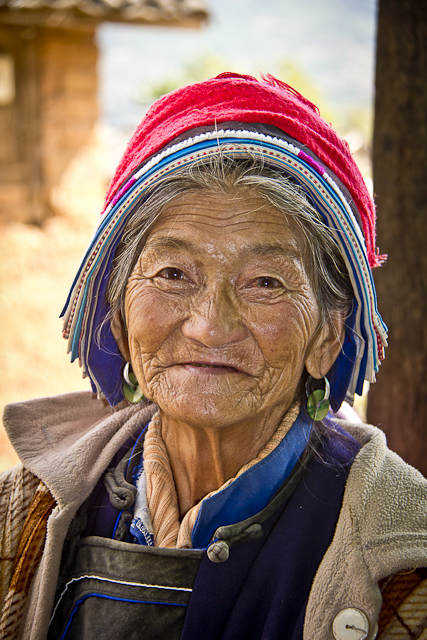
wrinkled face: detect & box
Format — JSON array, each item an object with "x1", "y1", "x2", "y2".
[{"x1": 123, "y1": 190, "x2": 326, "y2": 430}]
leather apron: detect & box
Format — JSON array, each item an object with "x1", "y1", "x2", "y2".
[{"x1": 48, "y1": 537, "x2": 204, "y2": 640}]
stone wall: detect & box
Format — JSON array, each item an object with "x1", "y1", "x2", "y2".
[{"x1": 0, "y1": 24, "x2": 98, "y2": 224}]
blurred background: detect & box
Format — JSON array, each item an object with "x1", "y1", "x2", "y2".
[{"x1": 0, "y1": 0, "x2": 378, "y2": 470}]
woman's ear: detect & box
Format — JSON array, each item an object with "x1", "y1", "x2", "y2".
[
  {"x1": 305, "y1": 313, "x2": 345, "y2": 379},
  {"x1": 110, "y1": 311, "x2": 131, "y2": 362}
]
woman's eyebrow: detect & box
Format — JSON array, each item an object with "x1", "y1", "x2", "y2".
[
  {"x1": 145, "y1": 237, "x2": 301, "y2": 260},
  {"x1": 243, "y1": 242, "x2": 301, "y2": 260},
  {"x1": 144, "y1": 236, "x2": 198, "y2": 253}
]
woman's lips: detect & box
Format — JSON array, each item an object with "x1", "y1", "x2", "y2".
[{"x1": 179, "y1": 362, "x2": 242, "y2": 374}]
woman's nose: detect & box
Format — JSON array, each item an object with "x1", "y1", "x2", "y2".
[{"x1": 181, "y1": 286, "x2": 247, "y2": 348}]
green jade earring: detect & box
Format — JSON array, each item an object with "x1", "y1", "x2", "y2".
[
  {"x1": 123, "y1": 361, "x2": 145, "y2": 404},
  {"x1": 306, "y1": 376, "x2": 330, "y2": 421}
]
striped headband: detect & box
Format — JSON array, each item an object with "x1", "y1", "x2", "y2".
[{"x1": 61, "y1": 121, "x2": 387, "y2": 410}]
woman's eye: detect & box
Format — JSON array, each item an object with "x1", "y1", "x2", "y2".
[
  {"x1": 256, "y1": 276, "x2": 283, "y2": 288},
  {"x1": 158, "y1": 267, "x2": 186, "y2": 281}
]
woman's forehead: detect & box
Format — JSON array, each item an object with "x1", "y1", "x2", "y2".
[{"x1": 145, "y1": 190, "x2": 304, "y2": 252}]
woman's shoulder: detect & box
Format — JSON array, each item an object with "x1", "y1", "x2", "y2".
[
  {"x1": 336, "y1": 418, "x2": 427, "y2": 512},
  {"x1": 2, "y1": 391, "x2": 156, "y2": 505},
  {"x1": 335, "y1": 418, "x2": 427, "y2": 573},
  {"x1": 338, "y1": 418, "x2": 427, "y2": 490},
  {"x1": 2, "y1": 391, "x2": 155, "y2": 459},
  {"x1": 2, "y1": 390, "x2": 113, "y2": 429},
  {"x1": 305, "y1": 420, "x2": 427, "y2": 637}
]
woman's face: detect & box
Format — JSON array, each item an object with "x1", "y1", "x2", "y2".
[{"x1": 121, "y1": 190, "x2": 335, "y2": 430}]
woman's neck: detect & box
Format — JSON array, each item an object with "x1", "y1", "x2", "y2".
[{"x1": 160, "y1": 407, "x2": 290, "y2": 518}]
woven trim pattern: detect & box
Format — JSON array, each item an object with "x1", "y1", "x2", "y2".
[
  {"x1": 378, "y1": 569, "x2": 427, "y2": 639},
  {"x1": 0, "y1": 468, "x2": 55, "y2": 640}
]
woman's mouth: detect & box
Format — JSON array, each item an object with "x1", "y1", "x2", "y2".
[
  {"x1": 183, "y1": 362, "x2": 240, "y2": 373},
  {"x1": 190, "y1": 363, "x2": 229, "y2": 368}
]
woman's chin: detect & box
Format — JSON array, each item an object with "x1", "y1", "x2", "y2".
[
  {"x1": 153, "y1": 390, "x2": 259, "y2": 431},
  {"x1": 156, "y1": 398, "x2": 242, "y2": 429}
]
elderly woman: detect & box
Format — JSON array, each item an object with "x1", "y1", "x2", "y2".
[{"x1": 1, "y1": 74, "x2": 427, "y2": 640}]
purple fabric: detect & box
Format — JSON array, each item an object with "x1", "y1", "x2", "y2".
[
  {"x1": 111, "y1": 176, "x2": 137, "y2": 207},
  {"x1": 86, "y1": 251, "x2": 125, "y2": 404},
  {"x1": 297, "y1": 149, "x2": 327, "y2": 178}
]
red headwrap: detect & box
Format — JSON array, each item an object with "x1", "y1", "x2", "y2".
[{"x1": 106, "y1": 72, "x2": 383, "y2": 269}]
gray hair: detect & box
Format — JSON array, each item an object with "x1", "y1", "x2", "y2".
[{"x1": 105, "y1": 155, "x2": 353, "y2": 342}]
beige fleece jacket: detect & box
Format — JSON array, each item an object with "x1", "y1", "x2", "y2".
[{"x1": 1, "y1": 391, "x2": 427, "y2": 639}]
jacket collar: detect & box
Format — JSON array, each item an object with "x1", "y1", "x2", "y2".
[
  {"x1": 3, "y1": 391, "x2": 156, "y2": 508},
  {"x1": 3, "y1": 390, "x2": 384, "y2": 513}
]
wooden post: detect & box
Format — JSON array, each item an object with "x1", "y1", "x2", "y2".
[{"x1": 368, "y1": 0, "x2": 427, "y2": 474}]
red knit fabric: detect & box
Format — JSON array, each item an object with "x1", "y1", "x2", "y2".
[{"x1": 105, "y1": 73, "x2": 382, "y2": 268}]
